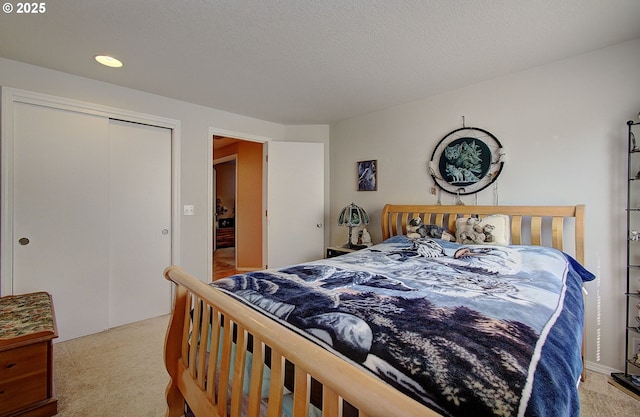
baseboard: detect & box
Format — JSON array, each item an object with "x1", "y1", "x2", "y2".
[
  {"x1": 585, "y1": 360, "x2": 620, "y2": 376},
  {"x1": 236, "y1": 267, "x2": 262, "y2": 272}
]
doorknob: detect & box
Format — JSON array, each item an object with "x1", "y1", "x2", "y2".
[
  {"x1": 161, "y1": 229, "x2": 169, "y2": 235},
  {"x1": 316, "y1": 224, "x2": 323, "y2": 228},
  {"x1": 18, "y1": 237, "x2": 30, "y2": 245}
]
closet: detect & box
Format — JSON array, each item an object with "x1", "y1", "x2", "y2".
[{"x1": 3, "y1": 93, "x2": 172, "y2": 341}]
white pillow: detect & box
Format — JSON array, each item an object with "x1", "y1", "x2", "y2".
[{"x1": 455, "y1": 214, "x2": 510, "y2": 245}]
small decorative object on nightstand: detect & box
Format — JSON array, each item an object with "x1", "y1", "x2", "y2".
[
  {"x1": 337, "y1": 202, "x2": 369, "y2": 249},
  {"x1": 0, "y1": 292, "x2": 58, "y2": 417}
]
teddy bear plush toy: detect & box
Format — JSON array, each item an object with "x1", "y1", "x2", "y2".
[
  {"x1": 406, "y1": 217, "x2": 455, "y2": 241},
  {"x1": 457, "y1": 217, "x2": 495, "y2": 244},
  {"x1": 475, "y1": 222, "x2": 495, "y2": 243}
]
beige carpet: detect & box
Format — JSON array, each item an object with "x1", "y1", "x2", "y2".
[
  {"x1": 54, "y1": 314, "x2": 640, "y2": 417},
  {"x1": 54, "y1": 315, "x2": 169, "y2": 417},
  {"x1": 579, "y1": 371, "x2": 640, "y2": 417}
]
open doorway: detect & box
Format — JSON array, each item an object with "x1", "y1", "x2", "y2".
[
  {"x1": 210, "y1": 131, "x2": 326, "y2": 280},
  {"x1": 211, "y1": 133, "x2": 266, "y2": 281},
  {"x1": 213, "y1": 155, "x2": 238, "y2": 280}
]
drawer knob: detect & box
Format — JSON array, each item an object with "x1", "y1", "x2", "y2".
[{"x1": 6, "y1": 362, "x2": 16, "y2": 368}]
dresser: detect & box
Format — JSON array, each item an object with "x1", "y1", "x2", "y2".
[
  {"x1": 216, "y1": 227, "x2": 235, "y2": 248},
  {"x1": 0, "y1": 292, "x2": 58, "y2": 417}
]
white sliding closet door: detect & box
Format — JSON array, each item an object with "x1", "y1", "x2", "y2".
[
  {"x1": 9, "y1": 101, "x2": 172, "y2": 342},
  {"x1": 108, "y1": 120, "x2": 171, "y2": 327},
  {"x1": 13, "y1": 102, "x2": 110, "y2": 340}
]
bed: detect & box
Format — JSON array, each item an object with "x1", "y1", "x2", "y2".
[{"x1": 163, "y1": 204, "x2": 594, "y2": 417}]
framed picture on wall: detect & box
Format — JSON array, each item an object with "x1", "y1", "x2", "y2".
[{"x1": 357, "y1": 160, "x2": 377, "y2": 191}]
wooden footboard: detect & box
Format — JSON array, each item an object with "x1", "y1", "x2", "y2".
[{"x1": 163, "y1": 266, "x2": 438, "y2": 417}]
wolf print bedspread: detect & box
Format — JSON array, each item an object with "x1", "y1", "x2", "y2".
[{"x1": 212, "y1": 236, "x2": 595, "y2": 417}]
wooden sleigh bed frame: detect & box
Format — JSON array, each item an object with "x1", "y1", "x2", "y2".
[{"x1": 164, "y1": 204, "x2": 586, "y2": 417}]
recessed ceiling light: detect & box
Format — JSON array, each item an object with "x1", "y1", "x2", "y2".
[{"x1": 94, "y1": 55, "x2": 123, "y2": 68}]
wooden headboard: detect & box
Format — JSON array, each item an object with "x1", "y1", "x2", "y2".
[{"x1": 381, "y1": 204, "x2": 585, "y2": 265}]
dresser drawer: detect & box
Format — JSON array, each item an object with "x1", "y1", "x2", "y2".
[
  {"x1": 0, "y1": 342, "x2": 48, "y2": 415},
  {"x1": 0, "y1": 373, "x2": 48, "y2": 415},
  {"x1": 0, "y1": 342, "x2": 47, "y2": 383}
]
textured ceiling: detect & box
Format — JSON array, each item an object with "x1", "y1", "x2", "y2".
[{"x1": 1, "y1": 0, "x2": 639, "y2": 124}]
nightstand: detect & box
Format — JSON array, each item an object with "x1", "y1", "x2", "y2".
[
  {"x1": 326, "y1": 246, "x2": 361, "y2": 258},
  {"x1": 0, "y1": 292, "x2": 58, "y2": 417}
]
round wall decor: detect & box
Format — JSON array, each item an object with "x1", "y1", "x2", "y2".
[{"x1": 429, "y1": 126, "x2": 504, "y2": 195}]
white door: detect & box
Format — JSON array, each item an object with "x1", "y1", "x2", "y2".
[
  {"x1": 267, "y1": 142, "x2": 324, "y2": 268},
  {"x1": 108, "y1": 120, "x2": 172, "y2": 327},
  {"x1": 12, "y1": 102, "x2": 111, "y2": 340}
]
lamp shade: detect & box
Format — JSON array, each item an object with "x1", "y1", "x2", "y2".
[{"x1": 337, "y1": 203, "x2": 369, "y2": 227}]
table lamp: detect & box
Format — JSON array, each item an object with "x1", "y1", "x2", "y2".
[{"x1": 337, "y1": 202, "x2": 369, "y2": 249}]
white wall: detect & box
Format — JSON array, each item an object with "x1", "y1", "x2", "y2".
[
  {"x1": 0, "y1": 57, "x2": 329, "y2": 281},
  {"x1": 330, "y1": 38, "x2": 640, "y2": 374}
]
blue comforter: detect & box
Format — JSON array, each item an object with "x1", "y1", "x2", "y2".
[{"x1": 212, "y1": 236, "x2": 595, "y2": 417}]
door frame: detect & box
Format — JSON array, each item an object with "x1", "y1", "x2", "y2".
[
  {"x1": 208, "y1": 127, "x2": 270, "y2": 281},
  {"x1": 1, "y1": 87, "x2": 181, "y2": 296}
]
